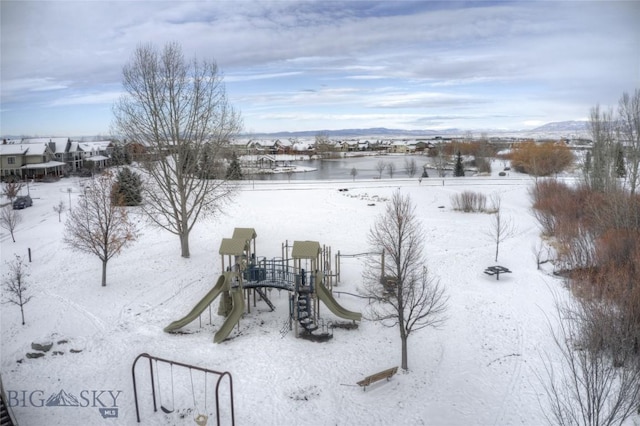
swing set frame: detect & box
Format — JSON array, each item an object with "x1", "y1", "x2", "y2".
[{"x1": 132, "y1": 353, "x2": 235, "y2": 425}]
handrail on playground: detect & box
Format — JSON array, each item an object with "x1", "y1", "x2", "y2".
[{"x1": 131, "y1": 353, "x2": 235, "y2": 425}]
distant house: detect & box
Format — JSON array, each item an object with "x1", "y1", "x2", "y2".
[
  {"x1": 77, "y1": 141, "x2": 112, "y2": 170},
  {"x1": 246, "y1": 139, "x2": 290, "y2": 155},
  {"x1": 0, "y1": 140, "x2": 65, "y2": 180},
  {"x1": 389, "y1": 140, "x2": 409, "y2": 154},
  {"x1": 2, "y1": 138, "x2": 113, "y2": 175}
]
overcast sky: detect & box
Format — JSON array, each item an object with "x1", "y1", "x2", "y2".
[{"x1": 1, "y1": 1, "x2": 639, "y2": 137}]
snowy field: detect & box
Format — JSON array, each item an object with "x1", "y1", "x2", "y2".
[{"x1": 1, "y1": 166, "x2": 578, "y2": 425}]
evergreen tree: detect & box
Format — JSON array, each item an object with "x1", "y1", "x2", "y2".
[
  {"x1": 110, "y1": 143, "x2": 131, "y2": 166},
  {"x1": 225, "y1": 152, "x2": 243, "y2": 180},
  {"x1": 615, "y1": 144, "x2": 626, "y2": 178},
  {"x1": 454, "y1": 151, "x2": 465, "y2": 177},
  {"x1": 113, "y1": 167, "x2": 142, "y2": 206}
]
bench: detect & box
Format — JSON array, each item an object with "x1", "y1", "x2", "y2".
[{"x1": 357, "y1": 366, "x2": 398, "y2": 390}]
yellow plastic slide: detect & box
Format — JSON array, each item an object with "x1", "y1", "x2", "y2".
[
  {"x1": 213, "y1": 289, "x2": 245, "y2": 343},
  {"x1": 163, "y1": 274, "x2": 229, "y2": 333},
  {"x1": 316, "y1": 282, "x2": 362, "y2": 321}
]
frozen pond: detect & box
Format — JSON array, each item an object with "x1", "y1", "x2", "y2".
[{"x1": 252, "y1": 154, "x2": 434, "y2": 181}]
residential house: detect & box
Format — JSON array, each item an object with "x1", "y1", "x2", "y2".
[
  {"x1": 0, "y1": 140, "x2": 65, "y2": 180},
  {"x1": 77, "y1": 141, "x2": 112, "y2": 171}
]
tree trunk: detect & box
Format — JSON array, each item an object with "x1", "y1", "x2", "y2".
[
  {"x1": 20, "y1": 306, "x2": 25, "y2": 325},
  {"x1": 180, "y1": 231, "x2": 190, "y2": 258},
  {"x1": 401, "y1": 334, "x2": 408, "y2": 371},
  {"x1": 101, "y1": 259, "x2": 108, "y2": 287}
]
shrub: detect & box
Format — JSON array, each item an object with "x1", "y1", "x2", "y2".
[
  {"x1": 510, "y1": 141, "x2": 574, "y2": 176},
  {"x1": 474, "y1": 156, "x2": 492, "y2": 174},
  {"x1": 451, "y1": 191, "x2": 486, "y2": 212},
  {"x1": 531, "y1": 181, "x2": 640, "y2": 360}
]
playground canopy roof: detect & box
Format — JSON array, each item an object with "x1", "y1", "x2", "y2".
[
  {"x1": 219, "y1": 238, "x2": 249, "y2": 256},
  {"x1": 232, "y1": 228, "x2": 257, "y2": 241},
  {"x1": 291, "y1": 241, "x2": 321, "y2": 260}
]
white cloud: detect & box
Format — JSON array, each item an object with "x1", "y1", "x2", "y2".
[
  {"x1": 48, "y1": 91, "x2": 122, "y2": 107},
  {"x1": 1, "y1": 0, "x2": 638, "y2": 134}
]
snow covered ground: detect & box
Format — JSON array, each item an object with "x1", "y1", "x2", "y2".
[{"x1": 1, "y1": 165, "x2": 576, "y2": 425}]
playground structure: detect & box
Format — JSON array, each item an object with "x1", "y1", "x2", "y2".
[{"x1": 164, "y1": 228, "x2": 362, "y2": 342}]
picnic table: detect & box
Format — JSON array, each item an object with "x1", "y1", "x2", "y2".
[{"x1": 484, "y1": 266, "x2": 512, "y2": 280}]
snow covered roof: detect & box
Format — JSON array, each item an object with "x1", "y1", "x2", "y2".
[
  {"x1": 85, "y1": 155, "x2": 109, "y2": 162},
  {"x1": 21, "y1": 137, "x2": 69, "y2": 145},
  {"x1": 0, "y1": 144, "x2": 29, "y2": 155},
  {"x1": 21, "y1": 160, "x2": 66, "y2": 169},
  {"x1": 78, "y1": 141, "x2": 111, "y2": 152},
  {"x1": 23, "y1": 144, "x2": 48, "y2": 156}
]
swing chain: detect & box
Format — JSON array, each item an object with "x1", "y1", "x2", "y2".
[{"x1": 190, "y1": 368, "x2": 208, "y2": 425}]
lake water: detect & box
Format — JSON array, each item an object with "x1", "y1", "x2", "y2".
[{"x1": 252, "y1": 154, "x2": 434, "y2": 181}]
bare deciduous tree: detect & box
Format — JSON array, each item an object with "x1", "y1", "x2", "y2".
[
  {"x1": 0, "y1": 206, "x2": 22, "y2": 242},
  {"x1": 485, "y1": 194, "x2": 516, "y2": 262},
  {"x1": 538, "y1": 297, "x2": 640, "y2": 426},
  {"x1": 53, "y1": 201, "x2": 65, "y2": 222},
  {"x1": 2, "y1": 181, "x2": 24, "y2": 203},
  {"x1": 315, "y1": 133, "x2": 334, "y2": 159},
  {"x1": 587, "y1": 105, "x2": 618, "y2": 192},
  {"x1": 387, "y1": 162, "x2": 396, "y2": 178},
  {"x1": 617, "y1": 89, "x2": 640, "y2": 195},
  {"x1": 404, "y1": 158, "x2": 417, "y2": 177},
  {"x1": 364, "y1": 190, "x2": 448, "y2": 371},
  {"x1": 2, "y1": 255, "x2": 32, "y2": 325},
  {"x1": 112, "y1": 42, "x2": 241, "y2": 258},
  {"x1": 432, "y1": 148, "x2": 448, "y2": 177},
  {"x1": 63, "y1": 171, "x2": 139, "y2": 286},
  {"x1": 375, "y1": 160, "x2": 386, "y2": 179}
]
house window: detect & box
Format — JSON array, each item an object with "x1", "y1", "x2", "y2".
[{"x1": 7, "y1": 156, "x2": 15, "y2": 165}]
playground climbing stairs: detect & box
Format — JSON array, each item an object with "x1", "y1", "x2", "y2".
[{"x1": 297, "y1": 292, "x2": 318, "y2": 333}]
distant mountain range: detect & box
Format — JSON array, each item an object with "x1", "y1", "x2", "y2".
[
  {"x1": 530, "y1": 121, "x2": 588, "y2": 133},
  {"x1": 245, "y1": 121, "x2": 589, "y2": 138},
  {"x1": 2, "y1": 121, "x2": 590, "y2": 141}
]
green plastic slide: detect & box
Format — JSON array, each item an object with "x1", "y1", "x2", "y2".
[
  {"x1": 163, "y1": 274, "x2": 229, "y2": 333},
  {"x1": 316, "y1": 282, "x2": 362, "y2": 321},
  {"x1": 214, "y1": 289, "x2": 245, "y2": 343}
]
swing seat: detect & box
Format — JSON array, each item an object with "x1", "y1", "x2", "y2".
[{"x1": 194, "y1": 413, "x2": 208, "y2": 425}]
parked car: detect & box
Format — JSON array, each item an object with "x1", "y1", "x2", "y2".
[{"x1": 12, "y1": 195, "x2": 33, "y2": 210}]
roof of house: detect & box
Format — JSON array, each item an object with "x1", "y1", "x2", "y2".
[
  {"x1": 0, "y1": 145, "x2": 29, "y2": 155},
  {"x1": 24, "y1": 144, "x2": 49, "y2": 156},
  {"x1": 21, "y1": 137, "x2": 69, "y2": 145},
  {"x1": 78, "y1": 141, "x2": 111, "y2": 152},
  {"x1": 21, "y1": 161, "x2": 66, "y2": 169},
  {"x1": 85, "y1": 155, "x2": 109, "y2": 162}
]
